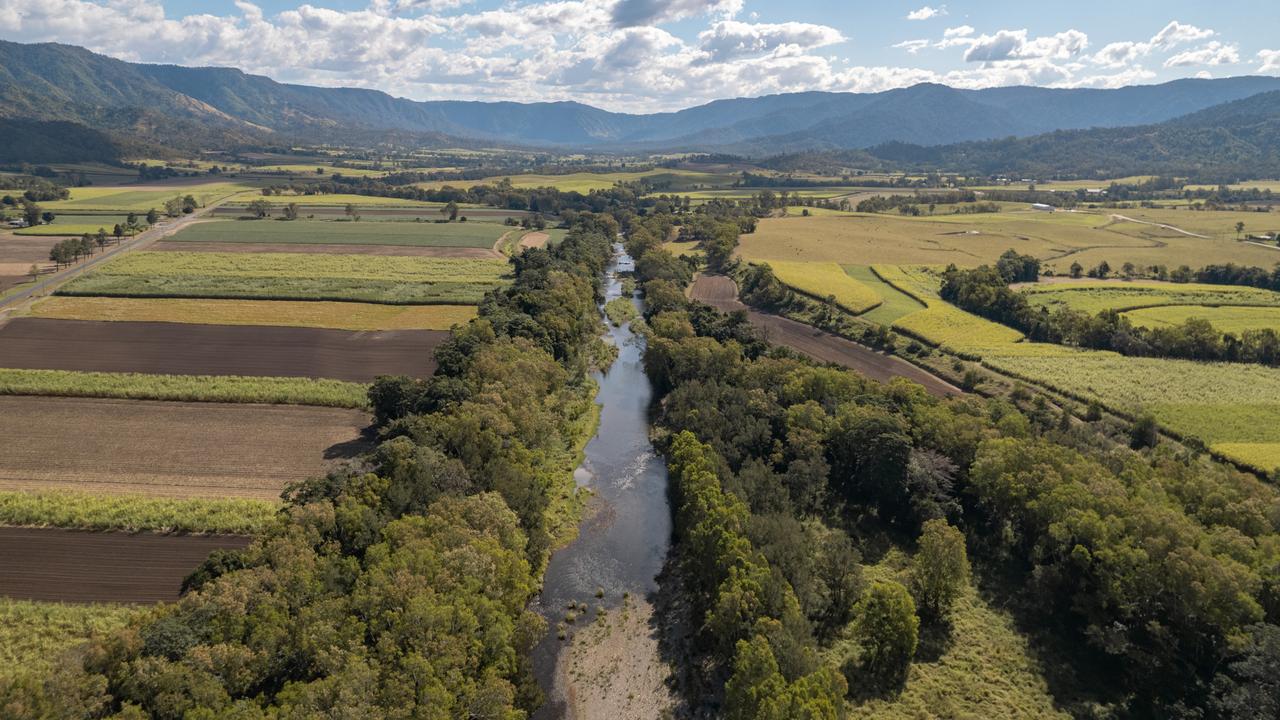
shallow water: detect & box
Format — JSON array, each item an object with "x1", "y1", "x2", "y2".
[{"x1": 530, "y1": 243, "x2": 672, "y2": 718}]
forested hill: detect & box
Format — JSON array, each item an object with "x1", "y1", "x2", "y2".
[
  {"x1": 863, "y1": 90, "x2": 1280, "y2": 179},
  {"x1": 4, "y1": 39, "x2": 1280, "y2": 156}
]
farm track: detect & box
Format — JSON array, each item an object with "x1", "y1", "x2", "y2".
[
  {"x1": 151, "y1": 240, "x2": 503, "y2": 258},
  {"x1": 0, "y1": 396, "x2": 370, "y2": 499},
  {"x1": 1110, "y1": 214, "x2": 1210, "y2": 239},
  {"x1": 690, "y1": 275, "x2": 962, "y2": 398},
  {"x1": 0, "y1": 527, "x2": 251, "y2": 603},
  {"x1": 0, "y1": 318, "x2": 444, "y2": 382}
]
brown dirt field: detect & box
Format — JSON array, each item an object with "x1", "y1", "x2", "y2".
[
  {"x1": 0, "y1": 318, "x2": 444, "y2": 382},
  {"x1": 0, "y1": 527, "x2": 252, "y2": 603},
  {"x1": 690, "y1": 274, "x2": 962, "y2": 398},
  {"x1": 0, "y1": 396, "x2": 369, "y2": 499},
  {"x1": 149, "y1": 240, "x2": 502, "y2": 258},
  {"x1": 520, "y1": 232, "x2": 551, "y2": 250},
  {"x1": 0, "y1": 236, "x2": 61, "y2": 264}
]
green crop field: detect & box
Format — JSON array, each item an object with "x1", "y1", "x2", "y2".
[
  {"x1": 0, "y1": 368, "x2": 370, "y2": 408},
  {"x1": 169, "y1": 218, "x2": 509, "y2": 248},
  {"x1": 768, "y1": 260, "x2": 881, "y2": 314},
  {"x1": 59, "y1": 251, "x2": 510, "y2": 305},
  {"x1": 30, "y1": 296, "x2": 477, "y2": 331},
  {"x1": 871, "y1": 265, "x2": 1027, "y2": 356},
  {"x1": 417, "y1": 168, "x2": 738, "y2": 193},
  {"x1": 231, "y1": 193, "x2": 445, "y2": 207},
  {"x1": 844, "y1": 265, "x2": 925, "y2": 324},
  {"x1": 1185, "y1": 180, "x2": 1280, "y2": 193},
  {"x1": 40, "y1": 182, "x2": 259, "y2": 212},
  {"x1": 0, "y1": 489, "x2": 277, "y2": 534},
  {"x1": 254, "y1": 164, "x2": 392, "y2": 177},
  {"x1": 13, "y1": 214, "x2": 134, "y2": 236},
  {"x1": 0, "y1": 600, "x2": 141, "y2": 682},
  {"x1": 1020, "y1": 281, "x2": 1280, "y2": 314},
  {"x1": 1122, "y1": 305, "x2": 1280, "y2": 334},
  {"x1": 738, "y1": 210, "x2": 1280, "y2": 272}
]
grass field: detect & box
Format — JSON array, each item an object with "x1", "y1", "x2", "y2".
[
  {"x1": 39, "y1": 182, "x2": 258, "y2": 212},
  {"x1": 0, "y1": 368, "x2": 369, "y2": 408},
  {"x1": 230, "y1": 193, "x2": 445, "y2": 207},
  {"x1": 255, "y1": 164, "x2": 392, "y2": 177},
  {"x1": 0, "y1": 600, "x2": 140, "y2": 681},
  {"x1": 844, "y1": 265, "x2": 925, "y2": 325},
  {"x1": 59, "y1": 251, "x2": 509, "y2": 304},
  {"x1": 1020, "y1": 281, "x2": 1280, "y2": 314},
  {"x1": 29, "y1": 296, "x2": 476, "y2": 331},
  {"x1": 769, "y1": 260, "x2": 882, "y2": 314},
  {"x1": 170, "y1": 218, "x2": 508, "y2": 248},
  {"x1": 1122, "y1": 305, "x2": 1280, "y2": 334},
  {"x1": 0, "y1": 489, "x2": 276, "y2": 534},
  {"x1": 841, "y1": 550, "x2": 1070, "y2": 719},
  {"x1": 1185, "y1": 180, "x2": 1280, "y2": 192},
  {"x1": 738, "y1": 211, "x2": 1280, "y2": 272},
  {"x1": 14, "y1": 214, "x2": 133, "y2": 237},
  {"x1": 872, "y1": 265, "x2": 1027, "y2": 356},
  {"x1": 417, "y1": 168, "x2": 737, "y2": 193}
]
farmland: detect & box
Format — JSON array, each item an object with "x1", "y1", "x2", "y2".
[
  {"x1": 0, "y1": 396, "x2": 370, "y2": 499},
  {"x1": 768, "y1": 260, "x2": 882, "y2": 313},
  {"x1": 58, "y1": 251, "x2": 510, "y2": 304},
  {"x1": 14, "y1": 214, "x2": 133, "y2": 236},
  {"x1": 0, "y1": 368, "x2": 369, "y2": 408},
  {"x1": 0, "y1": 489, "x2": 276, "y2": 534},
  {"x1": 1123, "y1": 305, "x2": 1280, "y2": 334},
  {"x1": 29, "y1": 296, "x2": 476, "y2": 330},
  {"x1": 168, "y1": 218, "x2": 509, "y2": 248},
  {"x1": 738, "y1": 210, "x2": 1280, "y2": 272},
  {"x1": 0, "y1": 318, "x2": 442, "y2": 383},
  {"x1": 38, "y1": 181, "x2": 258, "y2": 212},
  {"x1": 417, "y1": 168, "x2": 737, "y2": 193},
  {"x1": 842, "y1": 265, "x2": 924, "y2": 324},
  {"x1": 1020, "y1": 280, "x2": 1280, "y2": 314},
  {"x1": 227, "y1": 193, "x2": 443, "y2": 207}
]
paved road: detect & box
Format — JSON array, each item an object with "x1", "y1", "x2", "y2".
[
  {"x1": 690, "y1": 274, "x2": 962, "y2": 398},
  {"x1": 0, "y1": 206, "x2": 214, "y2": 315}
]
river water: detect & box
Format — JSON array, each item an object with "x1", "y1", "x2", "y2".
[{"x1": 530, "y1": 243, "x2": 672, "y2": 718}]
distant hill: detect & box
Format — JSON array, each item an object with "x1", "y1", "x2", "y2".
[
  {"x1": 862, "y1": 90, "x2": 1280, "y2": 179},
  {"x1": 2, "y1": 40, "x2": 1280, "y2": 159}
]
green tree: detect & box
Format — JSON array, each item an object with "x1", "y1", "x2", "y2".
[
  {"x1": 910, "y1": 520, "x2": 971, "y2": 620},
  {"x1": 1069, "y1": 261, "x2": 1084, "y2": 279},
  {"x1": 113, "y1": 224, "x2": 124, "y2": 243},
  {"x1": 21, "y1": 200, "x2": 41, "y2": 227},
  {"x1": 847, "y1": 581, "x2": 919, "y2": 692},
  {"x1": 283, "y1": 202, "x2": 299, "y2": 221},
  {"x1": 1236, "y1": 221, "x2": 1245, "y2": 239},
  {"x1": 246, "y1": 199, "x2": 272, "y2": 219},
  {"x1": 146, "y1": 208, "x2": 159, "y2": 225}
]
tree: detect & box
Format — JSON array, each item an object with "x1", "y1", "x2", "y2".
[
  {"x1": 95, "y1": 229, "x2": 108, "y2": 252},
  {"x1": 247, "y1": 199, "x2": 272, "y2": 219},
  {"x1": 28, "y1": 264, "x2": 40, "y2": 281},
  {"x1": 1236, "y1": 221, "x2": 1245, "y2": 240},
  {"x1": 113, "y1": 224, "x2": 124, "y2": 243},
  {"x1": 146, "y1": 208, "x2": 159, "y2": 225},
  {"x1": 22, "y1": 200, "x2": 41, "y2": 227},
  {"x1": 284, "y1": 202, "x2": 299, "y2": 221},
  {"x1": 1129, "y1": 411, "x2": 1159, "y2": 449},
  {"x1": 126, "y1": 212, "x2": 138, "y2": 229},
  {"x1": 910, "y1": 520, "x2": 971, "y2": 620},
  {"x1": 163, "y1": 197, "x2": 183, "y2": 217},
  {"x1": 41, "y1": 211, "x2": 55, "y2": 225},
  {"x1": 846, "y1": 581, "x2": 919, "y2": 692},
  {"x1": 443, "y1": 200, "x2": 459, "y2": 222},
  {"x1": 345, "y1": 203, "x2": 360, "y2": 222}
]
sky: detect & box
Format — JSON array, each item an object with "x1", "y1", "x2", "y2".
[{"x1": 3, "y1": 0, "x2": 1279, "y2": 113}]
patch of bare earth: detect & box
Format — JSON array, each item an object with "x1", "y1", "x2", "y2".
[
  {"x1": 555, "y1": 596, "x2": 675, "y2": 720},
  {"x1": 150, "y1": 240, "x2": 502, "y2": 258},
  {"x1": 0, "y1": 396, "x2": 369, "y2": 499},
  {"x1": 520, "y1": 231, "x2": 551, "y2": 250}
]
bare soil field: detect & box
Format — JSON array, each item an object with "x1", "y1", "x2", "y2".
[
  {"x1": 150, "y1": 240, "x2": 502, "y2": 258},
  {"x1": 520, "y1": 231, "x2": 551, "y2": 250},
  {"x1": 690, "y1": 275, "x2": 961, "y2": 397},
  {"x1": 0, "y1": 396, "x2": 369, "y2": 499},
  {"x1": 0, "y1": 235, "x2": 60, "y2": 265},
  {"x1": 0, "y1": 318, "x2": 444, "y2": 382},
  {"x1": 0, "y1": 527, "x2": 251, "y2": 603}
]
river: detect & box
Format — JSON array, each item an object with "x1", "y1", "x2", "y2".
[{"x1": 531, "y1": 242, "x2": 672, "y2": 718}]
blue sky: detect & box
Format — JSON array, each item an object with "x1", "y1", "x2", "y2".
[{"x1": 4, "y1": 0, "x2": 1278, "y2": 111}]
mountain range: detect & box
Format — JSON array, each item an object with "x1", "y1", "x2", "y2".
[{"x1": 3, "y1": 39, "x2": 1280, "y2": 164}]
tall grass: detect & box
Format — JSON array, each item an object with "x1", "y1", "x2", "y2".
[
  {"x1": 0, "y1": 490, "x2": 277, "y2": 534},
  {"x1": 0, "y1": 600, "x2": 141, "y2": 681},
  {"x1": 0, "y1": 369, "x2": 370, "y2": 408}
]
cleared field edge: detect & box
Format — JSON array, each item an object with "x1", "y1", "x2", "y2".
[
  {"x1": 0, "y1": 489, "x2": 278, "y2": 535},
  {"x1": 0, "y1": 369, "x2": 370, "y2": 409},
  {"x1": 27, "y1": 296, "x2": 478, "y2": 331},
  {"x1": 765, "y1": 260, "x2": 883, "y2": 315}
]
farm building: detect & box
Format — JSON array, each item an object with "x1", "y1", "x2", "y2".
[{"x1": 1031, "y1": 203, "x2": 1056, "y2": 212}]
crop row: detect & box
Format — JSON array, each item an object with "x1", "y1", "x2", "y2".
[
  {"x1": 0, "y1": 489, "x2": 277, "y2": 535},
  {"x1": 0, "y1": 369, "x2": 370, "y2": 408},
  {"x1": 767, "y1": 260, "x2": 883, "y2": 314}
]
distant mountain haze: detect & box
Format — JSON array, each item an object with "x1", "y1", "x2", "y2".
[{"x1": 2, "y1": 40, "x2": 1280, "y2": 160}]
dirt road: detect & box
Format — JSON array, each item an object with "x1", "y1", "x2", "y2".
[
  {"x1": 0, "y1": 527, "x2": 251, "y2": 603},
  {"x1": 690, "y1": 275, "x2": 961, "y2": 397}
]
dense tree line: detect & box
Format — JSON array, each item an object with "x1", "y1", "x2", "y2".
[
  {"x1": 940, "y1": 258, "x2": 1280, "y2": 365},
  {"x1": 0, "y1": 216, "x2": 616, "y2": 718},
  {"x1": 637, "y1": 269, "x2": 1280, "y2": 714}
]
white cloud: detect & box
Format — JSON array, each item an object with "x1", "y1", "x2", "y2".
[
  {"x1": 892, "y1": 39, "x2": 929, "y2": 54},
  {"x1": 1260, "y1": 49, "x2": 1280, "y2": 74},
  {"x1": 699, "y1": 20, "x2": 844, "y2": 62},
  {"x1": 943, "y1": 25, "x2": 973, "y2": 38},
  {"x1": 1164, "y1": 41, "x2": 1239, "y2": 68},
  {"x1": 962, "y1": 28, "x2": 1087, "y2": 63},
  {"x1": 1090, "y1": 20, "x2": 1216, "y2": 67},
  {"x1": 1150, "y1": 20, "x2": 1214, "y2": 49},
  {"x1": 906, "y1": 6, "x2": 945, "y2": 21},
  {"x1": 610, "y1": 0, "x2": 741, "y2": 28}
]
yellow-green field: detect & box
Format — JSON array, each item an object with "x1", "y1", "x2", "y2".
[
  {"x1": 769, "y1": 260, "x2": 881, "y2": 314},
  {"x1": 40, "y1": 182, "x2": 260, "y2": 212},
  {"x1": 28, "y1": 296, "x2": 477, "y2": 331},
  {"x1": 254, "y1": 164, "x2": 392, "y2": 177},
  {"x1": 418, "y1": 168, "x2": 737, "y2": 193},
  {"x1": 1122, "y1": 305, "x2": 1280, "y2": 334},
  {"x1": 59, "y1": 251, "x2": 510, "y2": 305},
  {"x1": 872, "y1": 265, "x2": 1028, "y2": 356},
  {"x1": 967, "y1": 176, "x2": 1156, "y2": 191},
  {"x1": 1020, "y1": 281, "x2": 1280, "y2": 314},
  {"x1": 231, "y1": 193, "x2": 444, "y2": 207},
  {"x1": 1185, "y1": 180, "x2": 1280, "y2": 193},
  {"x1": 738, "y1": 211, "x2": 1280, "y2": 272},
  {"x1": 843, "y1": 265, "x2": 925, "y2": 325}
]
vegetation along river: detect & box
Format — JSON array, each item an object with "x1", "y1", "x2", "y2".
[{"x1": 531, "y1": 243, "x2": 672, "y2": 718}]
